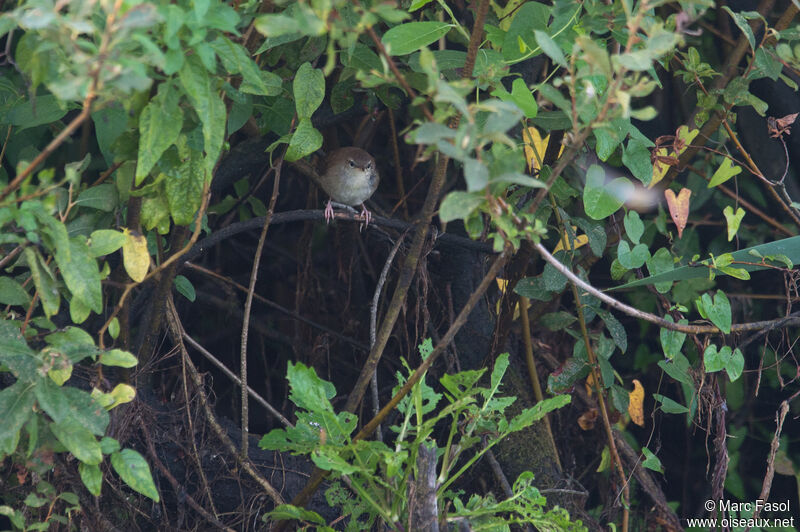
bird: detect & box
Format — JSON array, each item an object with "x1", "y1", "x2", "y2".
[{"x1": 317, "y1": 147, "x2": 379, "y2": 226}]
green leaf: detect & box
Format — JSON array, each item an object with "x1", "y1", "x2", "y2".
[
  {"x1": 54, "y1": 237, "x2": 103, "y2": 314},
  {"x1": 641, "y1": 447, "x2": 664, "y2": 473},
  {"x1": 539, "y1": 311, "x2": 577, "y2": 331},
  {"x1": 77, "y1": 184, "x2": 117, "y2": 212},
  {"x1": 502, "y1": 2, "x2": 550, "y2": 62},
  {"x1": 624, "y1": 211, "x2": 644, "y2": 244},
  {"x1": 284, "y1": 118, "x2": 323, "y2": 162},
  {"x1": 35, "y1": 382, "x2": 109, "y2": 436},
  {"x1": 493, "y1": 77, "x2": 538, "y2": 118},
  {"x1": 79, "y1": 462, "x2": 103, "y2": 496},
  {"x1": 653, "y1": 394, "x2": 689, "y2": 414},
  {"x1": 508, "y1": 394, "x2": 571, "y2": 432},
  {"x1": 707, "y1": 158, "x2": 742, "y2": 188},
  {"x1": 617, "y1": 240, "x2": 649, "y2": 269},
  {"x1": 657, "y1": 353, "x2": 692, "y2": 385},
  {"x1": 135, "y1": 83, "x2": 183, "y2": 184},
  {"x1": 596, "y1": 308, "x2": 627, "y2": 353},
  {"x1": 381, "y1": 21, "x2": 453, "y2": 56},
  {"x1": 265, "y1": 505, "x2": 327, "y2": 525},
  {"x1": 699, "y1": 290, "x2": 731, "y2": 333},
  {"x1": 646, "y1": 247, "x2": 674, "y2": 293},
  {"x1": 7, "y1": 94, "x2": 69, "y2": 131},
  {"x1": 622, "y1": 138, "x2": 653, "y2": 185},
  {"x1": 722, "y1": 6, "x2": 756, "y2": 50},
  {"x1": 50, "y1": 419, "x2": 103, "y2": 465},
  {"x1": 463, "y1": 158, "x2": 489, "y2": 191},
  {"x1": 24, "y1": 248, "x2": 60, "y2": 317},
  {"x1": 88, "y1": 229, "x2": 127, "y2": 257},
  {"x1": 727, "y1": 348, "x2": 745, "y2": 381},
  {"x1": 659, "y1": 316, "x2": 687, "y2": 360},
  {"x1": 0, "y1": 277, "x2": 31, "y2": 306},
  {"x1": 293, "y1": 62, "x2": 325, "y2": 120},
  {"x1": 165, "y1": 150, "x2": 205, "y2": 225},
  {"x1": 614, "y1": 236, "x2": 800, "y2": 290},
  {"x1": 534, "y1": 30, "x2": 567, "y2": 67},
  {"x1": 174, "y1": 275, "x2": 196, "y2": 302},
  {"x1": 99, "y1": 349, "x2": 138, "y2": 368},
  {"x1": 211, "y1": 37, "x2": 282, "y2": 96},
  {"x1": 583, "y1": 164, "x2": 632, "y2": 220},
  {"x1": 439, "y1": 191, "x2": 484, "y2": 222},
  {"x1": 0, "y1": 380, "x2": 36, "y2": 455},
  {"x1": 723, "y1": 206, "x2": 745, "y2": 241},
  {"x1": 111, "y1": 449, "x2": 160, "y2": 502},
  {"x1": 547, "y1": 357, "x2": 591, "y2": 394},
  {"x1": 704, "y1": 344, "x2": 730, "y2": 372},
  {"x1": 179, "y1": 55, "x2": 225, "y2": 175}
]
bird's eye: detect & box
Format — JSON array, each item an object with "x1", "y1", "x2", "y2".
[
  {"x1": 348, "y1": 160, "x2": 356, "y2": 167},
  {"x1": 365, "y1": 162, "x2": 372, "y2": 169}
]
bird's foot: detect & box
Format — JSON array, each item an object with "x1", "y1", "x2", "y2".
[
  {"x1": 359, "y1": 204, "x2": 373, "y2": 228},
  {"x1": 324, "y1": 200, "x2": 335, "y2": 224}
]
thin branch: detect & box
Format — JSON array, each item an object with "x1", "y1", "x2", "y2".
[
  {"x1": 533, "y1": 242, "x2": 800, "y2": 334},
  {"x1": 240, "y1": 159, "x2": 283, "y2": 459},
  {"x1": 182, "y1": 332, "x2": 293, "y2": 428},
  {"x1": 369, "y1": 231, "x2": 408, "y2": 440}
]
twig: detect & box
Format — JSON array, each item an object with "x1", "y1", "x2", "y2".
[
  {"x1": 140, "y1": 417, "x2": 233, "y2": 531},
  {"x1": 182, "y1": 332, "x2": 293, "y2": 428},
  {"x1": 369, "y1": 232, "x2": 408, "y2": 440},
  {"x1": 165, "y1": 297, "x2": 286, "y2": 506},
  {"x1": 753, "y1": 401, "x2": 790, "y2": 519},
  {"x1": 240, "y1": 159, "x2": 283, "y2": 459},
  {"x1": 533, "y1": 242, "x2": 800, "y2": 334}
]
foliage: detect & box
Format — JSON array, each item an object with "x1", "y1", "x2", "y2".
[{"x1": 259, "y1": 349, "x2": 577, "y2": 530}]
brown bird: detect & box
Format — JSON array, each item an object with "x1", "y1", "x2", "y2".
[{"x1": 317, "y1": 147, "x2": 379, "y2": 225}]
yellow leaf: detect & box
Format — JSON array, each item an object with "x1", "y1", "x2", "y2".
[
  {"x1": 122, "y1": 229, "x2": 150, "y2": 282},
  {"x1": 553, "y1": 226, "x2": 589, "y2": 252},
  {"x1": 108, "y1": 383, "x2": 136, "y2": 409},
  {"x1": 649, "y1": 147, "x2": 671, "y2": 188},
  {"x1": 495, "y1": 278, "x2": 520, "y2": 320},
  {"x1": 522, "y1": 127, "x2": 561, "y2": 172},
  {"x1": 628, "y1": 379, "x2": 645, "y2": 427}
]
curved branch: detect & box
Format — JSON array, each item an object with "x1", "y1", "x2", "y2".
[{"x1": 533, "y1": 241, "x2": 800, "y2": 334}]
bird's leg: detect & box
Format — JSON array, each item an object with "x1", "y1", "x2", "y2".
[
  {"x1": 359, "y1": 203, "x2": 372, "y2": 226},
  {"x1": 324, "y1": 198, "x2": 335, "y2": 224}
]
